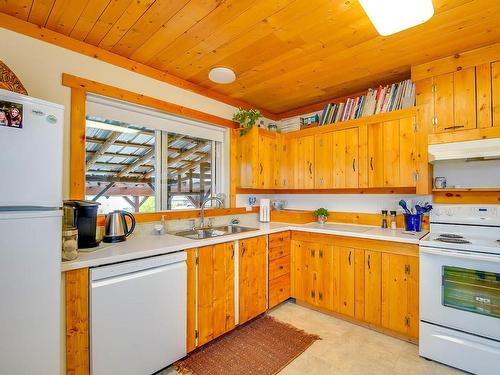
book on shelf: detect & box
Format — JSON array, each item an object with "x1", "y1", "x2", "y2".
[{"x1": 316, "y1": 79, "x2": 416, "y2": 126}]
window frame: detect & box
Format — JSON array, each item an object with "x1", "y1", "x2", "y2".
[{"x1": 65, "y1": 74, "x2": 247, "y2": 223}]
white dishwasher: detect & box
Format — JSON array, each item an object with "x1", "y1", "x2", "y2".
[{"x1": 90, "y1": 251, "x2": 187, "y2": 375}]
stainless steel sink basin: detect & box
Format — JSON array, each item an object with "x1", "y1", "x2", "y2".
[{"x1": 171, "y1": 225, "x2": 258, "y2": 240}]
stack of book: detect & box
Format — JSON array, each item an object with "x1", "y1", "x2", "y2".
[
  {"x1": 318, "y1": 79, "x2": 416, "y2": 126},
  {"x1": 279, "y1": 117, "x2": 301, "y2": 133}
]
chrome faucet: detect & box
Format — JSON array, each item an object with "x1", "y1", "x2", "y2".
[{"x1": 199, "y1": 196, "x2": 224, "y2": 229}]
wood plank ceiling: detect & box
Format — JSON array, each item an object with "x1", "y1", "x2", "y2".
[{"x1": 2, "y1": 0, "x2": 500, "y2": 114}]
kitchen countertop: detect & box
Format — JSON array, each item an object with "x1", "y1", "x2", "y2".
[{"x1": 61, "y1": 222, "x2": 428, "y2": 272}]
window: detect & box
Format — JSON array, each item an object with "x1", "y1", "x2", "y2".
[{"x1": 84, "y1": 95, "x2": 226, "y2": 214}]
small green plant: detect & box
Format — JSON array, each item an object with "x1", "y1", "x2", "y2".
[
  {"x1": 313, "y1": 208, "x2": 329, "y2": 218},
  {"x1": 232, "y1": 108, "x2": 262, "y2": 135}
]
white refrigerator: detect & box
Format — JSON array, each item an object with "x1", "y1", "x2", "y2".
[{"x1": 0, "y1": 89, "x2": 63, "y2": 375}]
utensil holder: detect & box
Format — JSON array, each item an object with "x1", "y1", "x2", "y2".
[{"x1": 404, "y1": 214, "x2": 423, "y2": 232}]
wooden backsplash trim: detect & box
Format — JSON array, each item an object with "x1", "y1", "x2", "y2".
[
  {"x1": 271, "y1": 209, "x2": 429, "y2": 229},
  {"x1": 96, "y1": 206, "x2": 259, "y2": 226},
  {"x1": 433, "y1": 190, "x2": 500, "y2": 204}
]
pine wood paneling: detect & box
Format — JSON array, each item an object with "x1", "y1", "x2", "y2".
[
  {"x1": 3, "y1": 1, "x2": 500, "y2": 114},
  {"x1": 493, "y1": 61, "x2": 500, "y2": 127},
  {"x1": 65, "y1": 268, "x2": 89, "y2": 375},
  {"x1": 239, "y1": 236, "x2": 267, "y2": 324},
  {"x1": 186, "y1": 248, "x2": 197, "y2": 352}
]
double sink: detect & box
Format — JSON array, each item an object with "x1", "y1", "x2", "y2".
[{"x1": 171, "y1": 225, "x2": 258, "y2": 240}]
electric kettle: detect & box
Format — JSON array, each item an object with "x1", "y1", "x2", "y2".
[{"x1": 103, "y1": 210, "x2": 136, "y2": 243}]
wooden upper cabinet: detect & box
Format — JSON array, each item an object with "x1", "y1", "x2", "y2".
[
  {"x1": 291, "y1": 135, "x2": 314, "y2": 189},
  {"x1": 333, "y1": 128, "x2": 359, "y2": 188},
  {"x1": 381, "y1": 253, "x2": 419, "y2": 338},
  {"x1": 314, "y1": 133, "x2": 334, "y2": 188},
  {"x1": 258, "y1": 131, "x2": 276, "y2": 189},
  {"x1": 492, "y1": 61, "x2": 500, "y2": 127},
  {"x1": 433, "y1": 68, "x2": 477, "y2": 133},
  {"x1": 239, "y1": 128, "x2": 277, "y2": 189},
  {"x1": 367, "y1": 118, "x2": 417, "y2": 188},
  {"x1": 197, "y1": 243, "x2": 235, "y2": 347},
  {"x1": 239, "y1": 236, "x2": 267, "y2": 324}
]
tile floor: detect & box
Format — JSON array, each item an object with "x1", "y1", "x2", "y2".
[{"x1": 159, "y1": 301, "x2": 462, "y2": 375}]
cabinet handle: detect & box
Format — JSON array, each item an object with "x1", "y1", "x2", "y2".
[
  {"x1": 311, "y1": 291, "x2": 316, "y2": 298},
  {"x1": 309, "y1": 162, "x2": 313, "y2": 175},
  {"x1": 241, "y1": 245, "x2": 246, "y2": 256},
  {"x1": 370, "y1": 157, "x2": 374, "y2": 171},
  {"x1": 311, "y1": 249, "x2": 315, "y2": 257},
  {"x1": 367, "y1": 254, "x2": 371, "y2": 270},
  {"x1": 352, "y1": 158, "x2": 356, "y2": 172},
  {"x1": 279, "y1": 266, "x2": 284, "y2": 270},
  {"x1": 320, "y1": 177, "x2": 323, "y2": 186},
  {"x1": 231, "y1": 244, "x2": 235, "y2": 259},
  {"x1": 444, "y1": 125, "x2": 465, "y2": 130},
  {"x1": 319, "y1": 250, "x2": 323, "y2": 258},
  {"x1": 319, "y1": 292, "x2": 323, "y2": 300},
  {"x1": 348, "y1": 251, "x2": 352, "y2": 266},
  {"x1": 259, "y1": 163, "x2": 263, "y2": 175}
]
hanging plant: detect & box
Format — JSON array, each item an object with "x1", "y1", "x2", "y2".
[{"x1": 232, "y1": 108, "x2": 262, "y2": 136}]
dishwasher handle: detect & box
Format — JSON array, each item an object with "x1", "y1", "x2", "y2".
[{"x1": 91, "y1": 251, "x2": 186, "y2": 281}]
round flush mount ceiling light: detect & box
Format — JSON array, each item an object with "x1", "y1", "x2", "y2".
[{"x1": 208, "y1": 67, "x2": 236, "y2": 84}]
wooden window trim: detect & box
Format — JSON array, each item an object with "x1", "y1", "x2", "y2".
[{"x1": 65, "y1": 74, "x2": 246, "y2": 221}]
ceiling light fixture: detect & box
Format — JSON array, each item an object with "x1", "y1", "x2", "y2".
[
  {"x1": 86, "y1": 119, "x2": 139, "y2": 134},
  {"x1": 359, "y1": 0, "x2": 434, "y2": 36},
  {"x1": 208, "y1": 67, "x2": 236, "y2": 84}
]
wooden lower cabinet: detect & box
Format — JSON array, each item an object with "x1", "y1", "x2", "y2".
[
  {"x1": 197, "y1": 243, "x2": 235, "y2": 346},
  {"x1": 381, "y1": 253, "x2": 419, "y2": 338},
  {"x1": 364, "y1": 250, "x2": 382, "y2": 325},
  {"x1": 268, "y1": 231, "x2": 291, "y2": 308},
  {"x1": 239, "y1": 235, "x2": 268, "y2": 324},
  {"x1": 291, "y1": 232, "x2": 419, "y2": 341}
]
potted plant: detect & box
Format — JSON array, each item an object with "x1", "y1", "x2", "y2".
[
  {"x1": 313, "y1": 208, "x2": 329, "y2": 224},
  {"x1": 232, "y1": 108, "x2": 262, "y2": 135}
]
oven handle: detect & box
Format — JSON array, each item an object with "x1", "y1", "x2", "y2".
[{"x1": 420, "y1": 247, "x2": 500, "y2": 263}]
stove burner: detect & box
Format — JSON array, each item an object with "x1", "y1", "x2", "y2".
[
  {"x1": 436, "y1": 238, "x2": 471, "y2": 244},
  {"x1": 439, "y1": 233, "x2": 464, "y2": 239}
]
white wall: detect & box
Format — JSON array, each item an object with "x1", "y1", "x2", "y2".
[
  {"x1": 236, "y1": 193, "x2": 432, "y2": 214},
  {"x1": 1, "y1": 27, "x2": 239, "y2": 198},
  {"x1": 433, "y1": 159, "x2": 500, "y2": 188}
]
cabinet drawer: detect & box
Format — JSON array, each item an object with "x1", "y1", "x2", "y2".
[
  {"x1": 269, "y1": 255, "x2": 290, "y2": 279},
  {"x1": 269, "y1": 244, "x2": 290, "y2": 261},
  {"x1": 269, "y1": 273, "x2": 290, "y2": 308},
  {"x1": 269, "y1": 231, "x2": 290, "y2": 248}
]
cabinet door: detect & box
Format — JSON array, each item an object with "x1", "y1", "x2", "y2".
[
  {"x1": 239, "y1": 128, "x2": 259, "y2": 188},
  {"x1": 433, "y1": 72, "x2": 455, "y2": 133},
  {"x1": 258, "y1": 132, "x2": 275, "y2": 189},
  {"x1": 280, "y1": 136, "x2": 293, "y2": 188},
  {"x1": 291, "y1": 240, "x2": 309, "y2": 301},
  {"x1": 313, "y1": 244, "x2": 334, "y2": 310},
  {"x1": 492, "y1": 61, "x2": 500, "y2": 127},
  {"x1": 239, "y1": 236, "x2": 267, "y2": 324},
  {"x1": 434, "y1": 68, "x2": 476, "y2": 132},
  {"x1": 381, "y1": 253, "x2": 409, "y2": 335},
  {"x1": 368, "y1": 123, "x2": 384, "y2": 188},
  {"x1": 198, "y1": 243, "x2": 235, "y2": 346},
  {"x1": 382, "y1": 120, "x2": 400, "y2": 187},
  {"x1": 292, "y1": 136, "x2": 314, "y2": 189},
  {"x1": 364, "y1": 250, "x2": 381, "y2": 325},
  {"x1": 453, "y1": 67, "x2": 477, "y2": 131},
  {"x1": 314, "y1": 133, "x2": 334, "y2": 188},
  {"x1": 338, "y1": 247, "x2": 355, "y2": 317},
  {"x1": 399, "y1": 117, "x2": 417, "y2": 187},
  {"x1": 334, "y1": 128, "x2": 359, "y2": 188}
]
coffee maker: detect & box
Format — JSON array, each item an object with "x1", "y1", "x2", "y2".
[{"x1": 63, "y1": 200, "x2": 100, "y2": 248}]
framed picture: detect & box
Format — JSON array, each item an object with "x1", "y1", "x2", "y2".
[{"x1": 0, "y1": 100, "x2": 23, "y2": 128}]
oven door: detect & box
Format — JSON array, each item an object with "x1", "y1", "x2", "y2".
[{"x1": 420, "y1": 246, "x2": 500, "y2": 341}]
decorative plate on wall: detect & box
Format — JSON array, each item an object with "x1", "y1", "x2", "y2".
[{"x1": 0, "y1": 60, "x2": 28, "y2": 95}]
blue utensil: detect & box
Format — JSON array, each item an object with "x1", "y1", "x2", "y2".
[
  {"x1": 415, "y1": 205, "x2": 423, "y2": 215},
  {"x1": 399, "y1": 200, "x2": 411, "y2": 215}
]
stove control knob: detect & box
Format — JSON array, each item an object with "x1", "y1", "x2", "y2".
[
  {"x1": 434, "y1": 209, "x2": 442, "y2": 216},
  {"x1": 446, "y1": 208, "x2": 453, "y2": 216}
]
